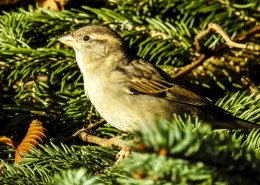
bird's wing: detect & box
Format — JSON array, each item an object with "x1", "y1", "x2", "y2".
[{"x1": 119, "y1": 58, "x2": 212, "y2": 107}]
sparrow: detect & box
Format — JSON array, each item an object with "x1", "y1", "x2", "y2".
[{"x1": 58, "y1": 25, "x2": 259, "y2": 133}]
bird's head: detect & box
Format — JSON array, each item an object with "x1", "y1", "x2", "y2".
[{"x1": 58, "y1": 25, "x2": 130, "y2": 72}]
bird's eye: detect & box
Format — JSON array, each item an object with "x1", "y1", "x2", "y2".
[{"x1": 83, "y1": 35, "x2": 90, "y2": 41}]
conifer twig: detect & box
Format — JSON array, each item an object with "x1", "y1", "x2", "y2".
[
  {"x1": 194, "y1": 23, "x2": 259, "y2": 51},
  {"x1": 85, "y1": 119, "x2": 106, "y2": 132},
  {"x1": 74, "y1": 129, "x2": 131, "y2": 165},
  {"x1": 72, "y1": 119, "x2": 106, "y2": 137},
  {"x1": 61, "y1": 119, "x2": 106, "y2": 143},
  {"x1": 174, "y1": 23, "x2": 260, "y2": 79}
]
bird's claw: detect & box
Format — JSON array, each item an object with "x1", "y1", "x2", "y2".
[{"x1": 115, "y1": 145, "x2": 131, "y2": 166}]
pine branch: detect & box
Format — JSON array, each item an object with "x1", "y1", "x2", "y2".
[{"x1": 1, "y1": 1, "x2": 260, "y2": 184}]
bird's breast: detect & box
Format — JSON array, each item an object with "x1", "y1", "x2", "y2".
[
  {"x1": 83, "y1": 74, "x2": 132, "y2": 131},
  {"x1": 83, "y1": 74, "x2": 158, "y2": 132}
]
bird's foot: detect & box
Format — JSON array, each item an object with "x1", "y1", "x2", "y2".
[
  {"x1": 115, "y1": 145, "x2": 131, "y2": 166},
  {"x1": 73, "y1": 130, "x2": 131, "y2": 165}
]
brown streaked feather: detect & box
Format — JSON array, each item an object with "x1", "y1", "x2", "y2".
[{"x1": 119, "y1": 58, "x2": 212, "y2": 107}]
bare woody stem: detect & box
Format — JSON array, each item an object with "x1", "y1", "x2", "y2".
[{"x1": 173, "y1": 23, "x2": 260, "y2": 79}]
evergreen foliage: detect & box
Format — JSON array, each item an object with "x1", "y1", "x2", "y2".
[{"x1": 0, "y1": 0, "x2": 260, "y2": 184}]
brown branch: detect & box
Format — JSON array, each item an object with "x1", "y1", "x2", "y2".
[
  {"x1": 72, "y1": 119, "x2": 106, "y2": 137},
  {"x1": 74, "y1": 129, "x2": 131, "y2": 165},
  {"x1": 61, "y1": 119, "x2": 106, "y2": 143},
  {"x1": 173, "y1": 54, "x2": 207, "y2": 79},
  {"x1": 87, "y1": 119, "x2": 106, "y2": 131},
  {"x1": 233, "y1": 26, "x2": 260, "y2": 42},
  {"x1": 174, "y1": 23, "x2": 260, "y2": 79},
  {"x1": 76, "y1": 131, "x2": 124, "y2": 148},
  {"x1": 209, "y1": 23, "x2": 255, "y2": 50}
]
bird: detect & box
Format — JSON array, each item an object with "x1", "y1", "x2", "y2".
[{"x1": 58, "y1": 25, "x2": 260, "y2": 133}]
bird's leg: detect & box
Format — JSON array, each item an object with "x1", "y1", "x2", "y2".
[{"x1": 73, "y1": 128, "x2": 131, "y2": 165}]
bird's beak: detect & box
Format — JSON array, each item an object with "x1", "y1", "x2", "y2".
[{"x1": 58, "y1": 34, "x2": 77, "y2": 48}]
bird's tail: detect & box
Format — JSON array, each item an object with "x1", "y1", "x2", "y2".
[
  {"x1": 213, "y1": 114, "x2": 260, "y2": 129},
  {"x1": 232, "y1": 116, "x2": 260, "y2": 129}
]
